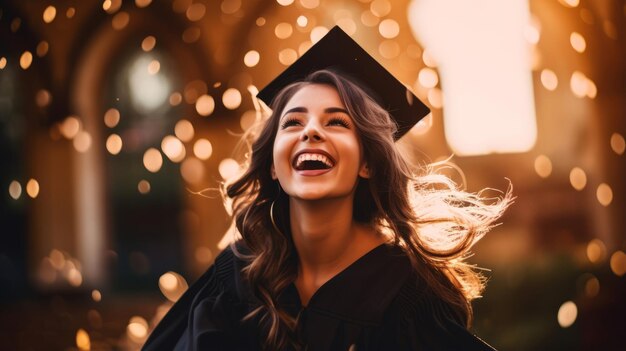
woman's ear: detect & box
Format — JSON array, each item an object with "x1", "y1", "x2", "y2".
[
  {"x1": 359, "y1": 163, "x2": 370, "y2": 178},
  {"x1": 271, "y1": 164, "x2": 277, "y2": 180}
]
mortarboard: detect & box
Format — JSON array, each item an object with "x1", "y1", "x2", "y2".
[{"x1": 256, "y1": 25, "x2": 430, "y2": 140}]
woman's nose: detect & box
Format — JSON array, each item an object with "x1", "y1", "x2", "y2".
[{"x1": 301, "y1": 120, "x2": 324, "y2": 142}]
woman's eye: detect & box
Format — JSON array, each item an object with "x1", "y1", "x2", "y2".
[
  {"x1": 280, "y1": 118, "x2": 302, "y2": 129},
  {"x1": 328, "y1": 117, "x2": 350, "y2": 128}
]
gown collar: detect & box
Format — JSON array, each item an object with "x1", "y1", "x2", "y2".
[{"x1": 279, "y1": 243, "x2": 413, "y2": 325}]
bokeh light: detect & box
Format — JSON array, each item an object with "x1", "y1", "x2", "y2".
[
  {"x1": 370, "y1": 0, "x2": 391, "y2": 17},
  {"x1": 26, "y1": 179, "x2": 40, "y2": 198},
  {"x1": 161, "y1": 135, "x2": 186, "y2": 163},
  {"x1": 610, "y1": 251, "x2": 626, "y2": 276},
  {"x1": 219, "y1": 158, "x2": 241, "y2": 181},
  {"x1": 596, "y1": 183, "x2": 613, "y2": 206},
  {"x1": 569, "y1": 167, "x2": 586, "y2": 191},
  {"x1": 244, "y1": 50, "x2": 260, "y2": 67},
  {"x1": 142, "y1": 36, "x2": 156, "y2": 52},
  {"x1": 193, "y1": 139, "x2": 213, "y2": 160},
  {"x1": 9, "y1": 180, "x2": 22, "y2": 200},
  {"x1": 106, "y1": 134, "x2": 123, "y2": 155},
  {"x1": 73, "y1": 131, "x2": 92, "y2": 153},
  {"x1": 91, "y1": 289, "x2": 102, "y2": 302},
  {"x1": 76, "y1": 328, "x2": 90, "y2": 350},
  {"x1": 20, "y1": 51, "x2": 33, "y2": 70},
  {"x1": 43, "y1": 6, "x2": 57, "y2": 24},
  {"x1": 158, "y1": 272, "x2": 188, "y2": 302},
  {"x1": 195, "y1": 94, "x2": 215, "y2": 116},
  {"x1": 137, "y1": 180, "x2": 151, "y2": 194},
  {"x1": 534, "y1": 155, "x2": 552, "y2": 178},
  {"x1": 540, "y1": 69, "x2": 558, "y2": 91},
  {"x1": 610, "y1": 133, "x2": 625, "y2": 155},
  {"x1": 570, "y1": 32, "x2": 586, "y2": 53},
  {"x1": 275, "y1": 22, "x2": 293, "y2": 39},
  {"x1": 418, "y1": 68, "x2": 439, "y2": 88},
  {"x1": 104, "y1": 108, "x2": 121, "y2": 128},
  {"x1": 143, "y1": 148, "x2": 163, "y2": 173},
  {"x1": 222, "y1": 88, "x2": 242, "y2": 110},
  {"x1": 111, "y1": 12, "x2": 130, "y2": 30},
  {"x1": 174, "y1": 119, "x2": 194, "y2": 142},
  {"x1": 557, "y1": 301, "x2": 577, "y2": 328},
  {"x1": 586, "y1": 239, "x2": 607, "y2": 263},
  {"x1": 278, "y1": 48, "x2": 298, "y2": 66},
  {"x1": 379, "y1": 19, "x2": 400, "y2": 39},
  {"x1": 127, "y1": 316, "x2": 149, "y2": 343},
  {"x1": 36, "y1": 41, "x2": 49, "y2": 57},
  {"x1": 186, "y1": 3, "x2": 206, "y2": 21},
  {"x1": 181, "y1": 157, "x2": 204, "y2": 184}
]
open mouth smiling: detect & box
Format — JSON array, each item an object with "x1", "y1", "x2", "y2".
[{"x1": 293, "y1": 151, "x2": 336, "y2": 171}]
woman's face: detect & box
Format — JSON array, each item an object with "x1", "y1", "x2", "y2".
[{"x1": 272, "y1": 84, "x2": 369, "y2": 201}]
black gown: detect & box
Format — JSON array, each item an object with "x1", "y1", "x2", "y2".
[{"x1": 142, "y1": 243, "x2": 497, "y2": 350}]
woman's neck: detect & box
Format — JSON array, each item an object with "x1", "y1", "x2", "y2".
[{"x1": 288, "y1": 196, "x2": 386, "y2": 305}]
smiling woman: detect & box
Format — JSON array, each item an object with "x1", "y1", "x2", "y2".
[{"x1": 142, "y1": 26, "x2": 511, "y2": 351}]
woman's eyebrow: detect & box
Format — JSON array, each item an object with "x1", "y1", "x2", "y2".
[
  {"x1": 324, "y1": 107, "x2": 349, "y2": 114},
  {"x1": 281, "y1": 106, "x2": 349, "y2": 117}
]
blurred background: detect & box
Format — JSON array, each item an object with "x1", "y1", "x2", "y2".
[{"x1": 0, "y1": 0, "x2": 624, "y2": 350}]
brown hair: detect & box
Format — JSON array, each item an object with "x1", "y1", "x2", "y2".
[{"x1": 224, "y1": 70, "x2": 511, "y2": 350}]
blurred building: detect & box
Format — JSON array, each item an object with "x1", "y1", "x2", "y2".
[{"x1": 0, "y1": 0, "x2": 624, "y2": 350}]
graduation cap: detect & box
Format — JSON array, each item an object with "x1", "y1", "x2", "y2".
[{"x1": 256, "y1": 25, "x2": 430, "y2": 140}]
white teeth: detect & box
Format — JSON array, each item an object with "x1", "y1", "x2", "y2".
[{"x1": 295, "y1": 153, "x2": 334, "y2": 169}]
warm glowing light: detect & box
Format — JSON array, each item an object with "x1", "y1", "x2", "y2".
[
  {"x1": 142, "y1": 36, "x2": 156, "y2": 52},
  {"x1": 106, "y1": 134, "x2": 123, "y2": 155},
  {"x1": 570, "y1": 32, "x2": 586, "y2": 53},
  {"x1": 244, "y1": 50, "x2": 260, "y2": 67},
  {"x1": 534, "y1": 155, "x2": 552, "y2": 178},
  {"x1": 43, "y1": 6, "x2": 57, "y2": 23},
  {"x1": 175, "y1": 119, "x2": 194, "y2": 142},
  {"x1": 50, "y1": 249, "x2": 65, "y2": 270},
  {"x1": 66, "y1": 7, "x2": 76, "y2": 18},
  {"x1": 337, "y1": 18, "x2": 357, "y2": 36},
  {"x1": 610, "y1": 133, "x2": 625, "y2": 155},
  {"x1": 275, "y1": 22, "x2": 293, "y2": 39},
  {"x1": 103, "y1": 0, "x2": 112, "y2": 11},
  {"x1": 427, "y1": 89, "x2": 443, "y2": 109},
  {"x1": 298, "y1": 41, "x2": 313, "y2": 55},
  {"x1": 182, "y1": 27, "x2": 201, "y2": 43},
  {"x1": 297, "y1": 15, "x2": 308, "y2": 27},
  {"x1": 277, "y1": 0, "x2": 294, "y2": 5},
  {"x1": 37, "y1": 41, "x2": 49, "y2": 57},
  {"x1": 300, "y1": 0, "x2": 320, "y2": 9},
  {"x1": 279, "y1": 48, "x2": 298, "y2": 66},
  {"x1": 0, "y1": 57, "x2": 6, "y2": 69},
  {"x1": 596, "y1": 183, "x2": 613, "y2": 206},
  {"x1": 112, "y1": 12, "x2": 130, "y2": 30},
  {"x1": 170, "y1": 92, "x2": 183, "y2": 106},
  {"x1": 418, "y1": 68, "x2": 439, "y2": 88},
  {"x1": 161, "y1": 135, "x2": 186, "y2": 163},
  {"x1": 60, "y1": 116, "x2": 81, "y2": 139},
  {"x1": 76, "y1": 329, "x2": 91, "y2": 350},
  {"x1": 421, "y1": 49, "x2": 437, "y2": 67},
  {"x1": 181, "y1": 157, "x2": 204, "y2": 184},
  {"x1": 219, "y1": 158, "x2": 240, "y2": 181},
  {"x1": 570, "y1": 71, "x2": 588, "y2": 98},
  {"x1": 223, "y1": 88, "x2": 242, "y2": 110},
  {"x1": 186, "y1": 3, "x2": 206, "y2": 21},
  {"x1": 129, "y1": 55, "x2": 170, "y2": 113},
  {"x1": 559, "y1": 0, "x2": 579, "y2": 8},
  {"x1": 256, "y1": 17, "x2": 266, "y2": 26},
  {"x1": 143, "y1": 148, "x2": 163, "y2": 173},
  {"x1": 409, "y1": 0, "x2": 537, "y2": 156},
  {"x1": 410, "y1": 113, "x2": 433, "y2": 135},
  {"x1": 569, "y1": 167, "x2": 586, "y2": 190},
  {"x1": 379, "y1": 41, "x2": 400, "y2": 59},
  {"x1": 586, "y1": 239, "x2": 607, "y2": 263},
  {"x1": 379, "y1": 19, "x2": 400, "y2": 39},
  {"x1": 67, "y1": 268, "x2": 83, "y2": 286},
  {"x1": 310, "y1": 26, "x2": 329, "y2": 43},
  {"x1": 26, "y1": 179, "x2": 40, "y2": 198},
  {"x1": 195, "y1": 94, "x2": 215, "y2": 116},
  {"x1": 610, "y1": 251, "x2": 626, "y2": 276},
  {"x1": 91, "y1": 289, "x2": 102, "y2": 302},
  {"x1": 221, "y1": 0, "x2": 241, "y2": 14},
  {"x1": 127, "y1": 316, "x2": 149, "y2": 342},
  {"x1": 540, "y1": 69, "x2": 558, "y2": 91},
  {"x1": 584, "y1": 275, "x2": 600, "y2": 297},
  {"x1": 147, "y1": 60, "x2": 160, "y2": 75},
  {"x1": 73, "y1": 131, "x2": 92, "y2": 153},
  {"x1": 370, "y1": 0, "x2": 392, "y2": 17},
  {"x1": 524, "y1": 17, "x2": 540, "y2": 44},
  {"x1": 36, "y1": 89, "x2": 52, "y2": 107},
  {"x1": 20, "y1": 51, "x2": 33, "y2": 70},
  {"x1": 137, "y1": 180, "x2": 151, "y2": 194},
  {"x1": 193, "y1": 139, "x2": 213, "y2": 160},
  {"x1": 586, "y1": 79, "x2": 597, "y2": 99},
  {"x1": 104, "y1": 108, "x2": 121, "y2": 128},
  {"x1": 158, "y1": 272, "x2": 189, "y2": 302},
  {"x1": 361, "y1": 10, "x2": 380, "y2": 27},
  {"x1": 8, "y1": 181, "x2": 22, "y2": 200},
  {"x1": 240, "y1": 110, "x2": 258, "y2": 131},
  {"x1": 557, "y1": 301, "x2": 577, "y2": 328},
  {"x1": 135, "y1": 0, "x2": 153, "y2": 8}
]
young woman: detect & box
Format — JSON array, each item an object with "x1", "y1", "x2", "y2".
[{"x1": 143, "y1": 27, "x2": 511, "y2": 351}]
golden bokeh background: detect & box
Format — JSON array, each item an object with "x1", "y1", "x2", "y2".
[{"x1": 0, "y1": 0, "x2": 624, "y2": 350}]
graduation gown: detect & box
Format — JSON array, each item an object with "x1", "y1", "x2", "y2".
[{"x1": 142, "y1": 243, "x2": 496, "y2": 350}]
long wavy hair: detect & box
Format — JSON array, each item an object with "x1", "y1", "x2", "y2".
[{"x1": 224, "y1": 70, "x2": 512, "y2": 350}]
